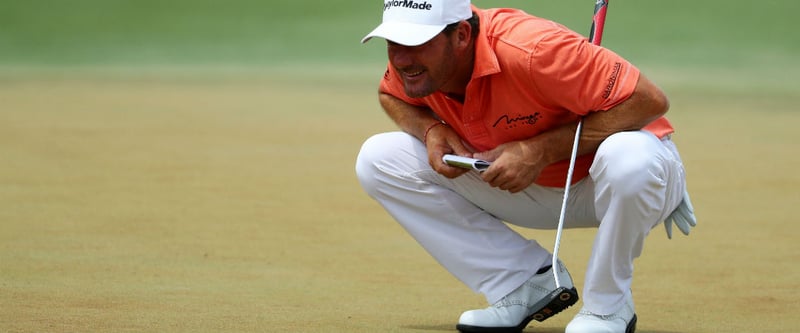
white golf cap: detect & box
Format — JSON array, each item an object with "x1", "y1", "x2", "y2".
[{"x1": 361, "y1": 0, "x2": 473, "y2": 46}]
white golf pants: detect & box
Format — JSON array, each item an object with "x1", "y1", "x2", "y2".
[{"x1": 355, "y1": 130, "x2": 686, "y2": 315}]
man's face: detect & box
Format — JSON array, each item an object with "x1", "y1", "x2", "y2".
[{"x1": 386, "y1": 31, "x2": 459, "y2": 98}]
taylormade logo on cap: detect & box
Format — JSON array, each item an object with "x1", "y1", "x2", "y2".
[
  {"x1": 362, "y1": 0, "x2": 473, "y2": 46},
  {"x1": 384, "y1": 0, "x2": 433, "y2": 11}
]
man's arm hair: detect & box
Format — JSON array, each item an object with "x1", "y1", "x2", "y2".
[
  {"x1": 582, "y1": 73, "x2": 668, "y2": 143},
  {"x1": 534, "y1": 73, "x2": 670, "y2": 166},
  {"x1": 378, "y1": 92, "x2": 442, "y2": 142}
]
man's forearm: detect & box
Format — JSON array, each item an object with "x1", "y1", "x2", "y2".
[
  {"x1": 534, "y1": 74, "x2": 669, "y2": 165},
  {"x1": 379, "y1": 92, "x2": 441, "y2": 142}
]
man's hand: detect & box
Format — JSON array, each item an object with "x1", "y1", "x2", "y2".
[
  {"x1": 424, "y1": 122, "x2": 473, "y2": 179},
  {"x1": 664, "y1": 189, "x2": 697, "y2": 239},
  {"x1": 376, "y1": 93, "x2": 473, "y2": 179},
  {"x1": 474, "y1": 140, "x2": 547, "y2": 193}
]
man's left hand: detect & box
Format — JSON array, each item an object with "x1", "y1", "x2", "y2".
[
  {"x1": 474, "y1": 141, "x2": 545, "y2": 193},
  {"x1": 664, "y1": 189, "x2": 697, "y2": 239}
]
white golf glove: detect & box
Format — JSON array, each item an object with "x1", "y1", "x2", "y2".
[{"x1": 663, "y1": 190, "x2": 697, "y2": 239}]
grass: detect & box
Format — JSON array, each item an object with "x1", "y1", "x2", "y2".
[
  {"x1": 0, "y1": 0, "x2": 380, "y2": 66},
  {"x1": 0, "y1": 0, "x2": 798, "y2": 332},
  {"x1": 1, "y1": 67, "x2": 798, "y2": 333}
]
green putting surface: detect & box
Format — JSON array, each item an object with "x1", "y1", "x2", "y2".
[{"x1": 1, "y1": 1, "x2": 798, "y2": 332}]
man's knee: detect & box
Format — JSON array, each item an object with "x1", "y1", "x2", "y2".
[
  {"x1": 356, "y1": 133, "x2": 391, "y2": 196},
  {"x1": 355, "y1": 132, "x2": 417, "y2": 197},
  {"x1": 591, "y1": 131, "x2": 667, "y2": 196}
]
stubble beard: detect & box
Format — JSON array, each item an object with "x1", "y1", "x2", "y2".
[{"x1": 402, "y1": 43, "x2": 456, "y2": 99}]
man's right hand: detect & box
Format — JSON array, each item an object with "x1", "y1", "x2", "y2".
[{"x1": 424, "y1": 122, "x2": 473, "y2": 179}]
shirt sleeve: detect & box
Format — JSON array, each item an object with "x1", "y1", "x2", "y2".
[{"x1": 528, "y1": 30, "x2": 640, "y2": 115}]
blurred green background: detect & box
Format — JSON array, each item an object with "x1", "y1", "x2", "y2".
[
  {"x1": 1, "y1": 0, "x2": 798, "y2": 73},
  {"x1": 2, "y1": 0, "x2": 797, "y2": 98}
]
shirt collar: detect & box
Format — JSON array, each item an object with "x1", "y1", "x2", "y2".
[{"x1": 471, "y1": 8, "x2": 501, "y2": 79}]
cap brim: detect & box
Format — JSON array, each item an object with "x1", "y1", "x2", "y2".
[{"x1": 361, "y1": 21, "x2": 447, "y2": 46}]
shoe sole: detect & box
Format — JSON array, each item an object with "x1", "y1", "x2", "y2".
[
  {"x1": 530, "y1": 286, "x2": 579, "y2": 322},
  {"x1": 627, "y1": 314, "x2": 637, "y2": 333},
  {"x1": 456, "y1": 286, "x2": 579, "y2": 333}
]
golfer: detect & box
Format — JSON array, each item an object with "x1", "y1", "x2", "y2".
[{"x1": 355, "y1": 1, "x2": 697, "y2": 332}]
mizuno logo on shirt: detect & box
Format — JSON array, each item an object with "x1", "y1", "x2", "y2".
[
  {"x1": 603, "y1": 62, "x2": 621, "y2": 99},
  {"x1": 384, "y1": 0, "x2": 433, "y2": 11}
]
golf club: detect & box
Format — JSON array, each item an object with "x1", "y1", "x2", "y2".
[{"x1": 551, "y1": 0, "x2": 610, "y2": 292}]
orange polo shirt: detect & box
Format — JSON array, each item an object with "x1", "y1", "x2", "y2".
[{"x1": 379, "y1": 7, "x2": 673, "y2": 187}]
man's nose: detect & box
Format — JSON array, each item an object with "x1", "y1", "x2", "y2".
[{"x1": 388, "y1": 46, "x2": 414, "y2": 68}]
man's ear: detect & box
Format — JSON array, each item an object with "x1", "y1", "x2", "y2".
[{"x1": 456, "y1": 21, "x2": 472, "y2": 48}]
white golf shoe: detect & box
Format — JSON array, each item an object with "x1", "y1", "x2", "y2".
[
  {"x1": 456, "y1": 260, "x2": 578, "y2": 333},
  {"x1": 565, "y1": 292, "x2": 637, "y2": 333}
]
